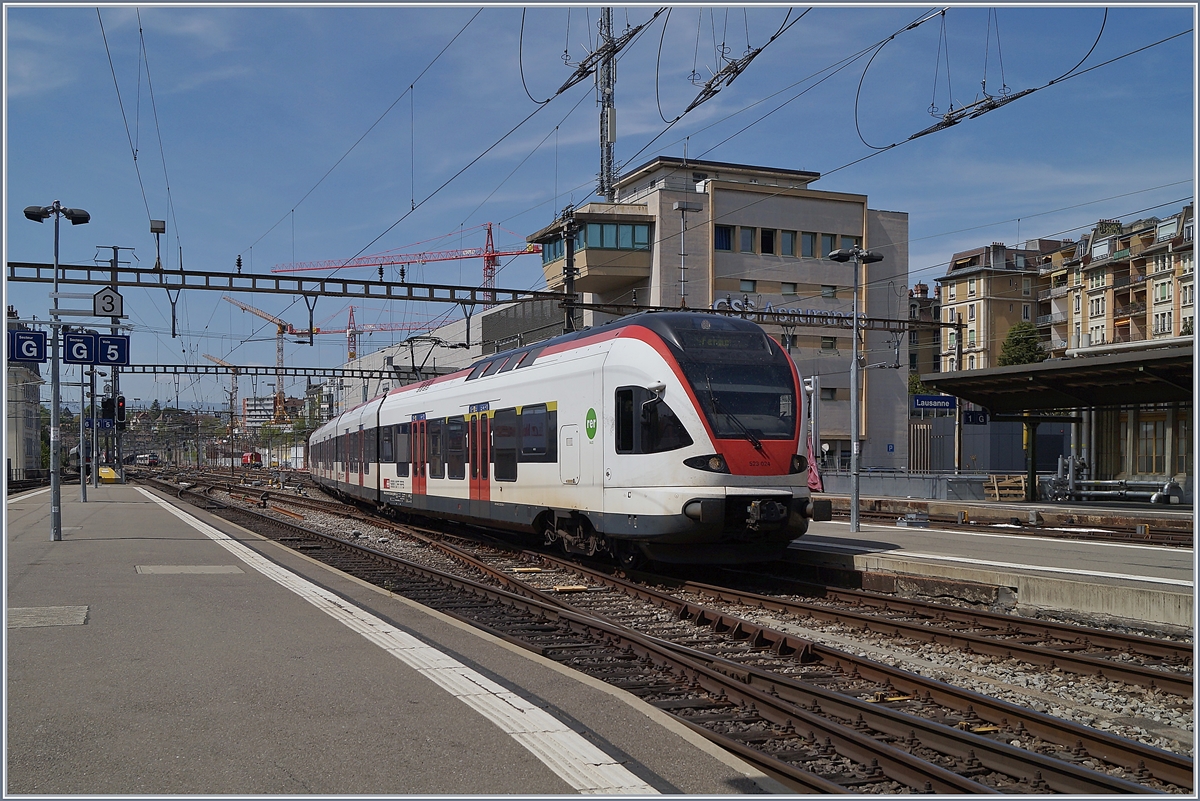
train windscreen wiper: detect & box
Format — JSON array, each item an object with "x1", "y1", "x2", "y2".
[{"x1": 701, "y1": 366, "x2": 765, "y2": 454}]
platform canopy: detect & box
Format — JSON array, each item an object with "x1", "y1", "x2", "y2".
[{"x1": 920, "y1": 345, "x2": 1193, "y2": 413}]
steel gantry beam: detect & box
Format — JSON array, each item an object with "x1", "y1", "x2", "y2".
[
  {"x1": 7, "y1": 262, "x2": 567, "y2": 306},
  {"x1": 118, "y1": 364, "x2": 455, "y2": 381}
]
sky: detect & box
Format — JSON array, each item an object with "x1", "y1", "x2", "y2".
[{"x1": 4, "y1": 4, "x2": 1195, "y2": 413}]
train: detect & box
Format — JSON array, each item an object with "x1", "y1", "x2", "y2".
[
  {"x1": 309, "y1": 311, "x2": 831, "y2": 565},
  {"x1": 242, "y1": 452, "x2": 263, "y2": 468}
]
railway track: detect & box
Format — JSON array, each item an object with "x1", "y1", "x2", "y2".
[
  {"x1": 841, "y1": 507, "x2": 1191, "y2": 548},
  {"x1": 146, "y1": 477, "x2": 1193, "y2": 793}
]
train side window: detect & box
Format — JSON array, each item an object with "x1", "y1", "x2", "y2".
[
  {"x1": 519, "y1": 404, "x2": 557, "y2": 462},
  {"x1": 364, "y1": 427, "x2": 375, "y2": 475},
  {"x1": 515, "y1": 346, "x2": 545, "y2": 369},
  {"x1": 380, "y1": 426, "x2": 393, "y2": 463},
  {"x1": 482, "y1": 357, "x2": 510, "y2": 377},
  {"x1": 350, "y1": 431, "x2": 360, "y2": 472},
  {"x1": 616, "y1": 389, "x2": 635, "y2": 453},
  {"x1": 466, "y1": 362, "x2": 489, "y2": 381},
  {"x1": 615, "y1": 386, "x2": 692, "y2": 454},
  {"x1": 493, "y1": 408, "x2": 518, "y2": 481},
  {"x1": 427, "y1": 420, "x2": 445, "y2": 479},
  {"x1": 447, "y1": 417, "x2": 466, "y2": 480},
  {"x1": 497, "y1": 355, "x2": 520, "y2": 374},
  {"x1": 395, "y1": 424, "x2": 410, "y2": 476}
]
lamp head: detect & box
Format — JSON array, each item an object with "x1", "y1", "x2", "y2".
[
  {"x1": 63, "y1": 208, "x2": 90, "y2": 225},
  {"x1": 826, "y1": 248, "x2": 851, "y2": 262},
  {"x1": 860, "y1": 250, "x2": 884, "y2": 264},
  {"x1": 24, "y1": 205, "x2": 50, "y2": 223}
]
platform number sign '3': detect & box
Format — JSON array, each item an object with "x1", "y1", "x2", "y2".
[{"x1": 585, "y1": 408, "x2": 597, "y2": 440}]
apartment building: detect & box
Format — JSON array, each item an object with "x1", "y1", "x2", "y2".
[
  {"x1": 935, "y1": 240, "x2": 1064, "y2": 371},
  {"x1": 929, "y1": 204, "x2": 1193, "y2": 484},
  {"x1": 907, "y1": 282, "x2": 940, "y2": 376},
  {"x1": 6, "y1": 307, "x2": 44, "y2": 480}
]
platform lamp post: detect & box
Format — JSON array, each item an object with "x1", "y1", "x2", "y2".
[
  {"x1": 25, "y1": 201, "x2": 90, "y2": 542},
  {"x1": 827, "y1": 246, "x2": 883, "y2": 533}
]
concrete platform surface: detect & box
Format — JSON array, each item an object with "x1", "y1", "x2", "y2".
[
  {"x1": 788, "y1": 519, "x2": 1193, "y2": 629},
  {"x1": 7, "y1": 485, "x2": 786, "y2": 795}
]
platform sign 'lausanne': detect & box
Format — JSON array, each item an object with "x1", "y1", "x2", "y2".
[{"x1": 912, "y1": 394, "x2": 956, "y2": 411}]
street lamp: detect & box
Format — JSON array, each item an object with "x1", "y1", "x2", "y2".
[
  {"x1": 25, "y1": 200, "x2": 90, "y2": 541},
  {"x1": 827, "y1": 246, "x2": 884, "y2": 533}
]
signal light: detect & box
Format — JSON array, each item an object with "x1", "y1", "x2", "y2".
[
  {"x1": 116, "y1": 396, "x2": 126, "y2": 426},
  {"x1": 101, "y1": 398, "x2": 115, "y2": 420}
]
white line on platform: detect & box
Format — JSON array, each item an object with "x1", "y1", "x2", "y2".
[
  {"x1": 798, "y1": 540, "x2": 1194, "y2": 588},
  {"x1": 9, "y1": 487, "x2": 51, "y2": 500},
  {"x1": 137, "y1": 488, "x2": 657, "y2": 795},
  {"x1": 816, "y1": 521, "x2": 1192, "y2": 554}
]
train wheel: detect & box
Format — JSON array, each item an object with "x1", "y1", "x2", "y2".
[{"x1": 613, "y1": 542, "x2": 646, "y2": 571}]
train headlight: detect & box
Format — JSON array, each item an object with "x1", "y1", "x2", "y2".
[
  {"x1": 789, "y1": 454, "x2": 808, "y2": 474},
  {"x1": 684, "y1": 454, "x2": 729, "y2": 473}
]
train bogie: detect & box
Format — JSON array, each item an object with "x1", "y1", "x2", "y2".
[{"x1": 309, "y1": 312, "x2": 831, "y2": 565}]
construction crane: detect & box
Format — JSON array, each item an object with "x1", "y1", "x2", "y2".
[
  {"x1": 203, "y1": 354, "x2": 240, "y2": 433},
  {"x1": 315, "y1": 306, "x2": 438, "y2": 361},
  {"x1": 270, "y1": 222, "x2": 541, "y2": 297},
  {"x1": 223, "y1": 296, "x2": 310, "y2": 424}
]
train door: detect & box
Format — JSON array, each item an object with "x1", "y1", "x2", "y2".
[
  {"x1": 560, "y1": 424, "x2": 580, "y2": 485},
  {"x1": 357, "y1": 425, "x2": 365, "y2": 489},
  {"x1": 468, "y1": 410, "x2": 491, "y2": 505},
  {"x1": 411, "y1": 417, "x2": 427, "y2": 498}
]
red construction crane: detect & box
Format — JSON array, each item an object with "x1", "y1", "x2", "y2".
[
  {"x1": 313, "y1": 306, "x2": 437, "y2": 361},
  {"x1": 223, "y1": 296, "x2": 311, "y2": 424},
  {"x1": 270, "y1": 222, "x2": 541, "y2": 297}
]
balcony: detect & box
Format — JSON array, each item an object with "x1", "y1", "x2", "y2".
[
  {"x1": 1048, "y1": 339, "x2": 1070, "y2": 351},
  {"x1": 1111, "y1": 247, "x2": 1131, "y2": 261},
  {"x1": 1113, "y1": 273, "x2": 1147, "y2": 289},
  {"x1": 1113, "y1": 302, "x2": 1146, "y2": 319},
  {"x1": 1036, "y1": 311, "x2": 1067, "y2": 326}
]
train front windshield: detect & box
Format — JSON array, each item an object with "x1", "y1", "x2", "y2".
[{"x1": 664, "y1": 318, "x2": 797, "y2": 442}]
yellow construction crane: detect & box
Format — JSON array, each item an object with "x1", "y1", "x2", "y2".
[
  {"x1": 222, "y1": 296, "x2": 310, "y2": 424},
  {"x1": 203, "y1": 354, "x2": 240, "y2": 433}
]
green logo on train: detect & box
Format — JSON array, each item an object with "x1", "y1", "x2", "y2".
[{"x1": 585, "y1": 408, "x2": 597, "y2": 439}]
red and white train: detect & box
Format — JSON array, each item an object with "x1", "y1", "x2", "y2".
[{"x1": 309, "y1": 311, "x2": 830, "y2": 565}]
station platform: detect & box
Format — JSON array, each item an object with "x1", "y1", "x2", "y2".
[
  {"x1": 6, "y1": 485, "x2": 787, "y2": 795},
  {"x1": 785, "y1": 516, "x2": 1194, "y2": 630}
]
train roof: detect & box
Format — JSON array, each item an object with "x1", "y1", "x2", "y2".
[{"x1": 470, "y1": 310, "x2": 770, "y2": 370}]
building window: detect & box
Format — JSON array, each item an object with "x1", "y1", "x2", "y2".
[
  {"x1": 947, "y1": 330, "x2": 956, "y2": 348},
  {"x1": 1153, "y1": 280, "x2": 1173, "y2": 303},
  {"x1": 819, "y1": 387, "x2": 837, "y2": 401},
  {"x1": 820, "y1": 336, "x2": 837, "y2": 351},
  {"x1": 1152, "y1": 253, "x2": 1172, "y2": 273},
  {"x1": 908, "y1": 330, "x2": 919, "y2": 345},
  {"x1": 801, "y1": 232, "x2": 816, "y2": 258},
  {"x1": 740, "y1": 227, "x2": 755, "y2": 253},
  {"x1": 967, "y1": 304, "x2": 976, "y2": 321},
  {"x1": 581, "y1": 222, "x2": 651, "y2": 251},
  {"x1": 821, "y1": 285, "x2": 837, "y2": 299},
  {"x1": 1074, "y1": 293, "x2": 1081, "y2": 313},
  {"x1": 1182, "y1": 252, "x2": 1194, "y2": 274},
  {"x1": 1088, "y1": 269, "x2": 1106, "y2": 290},
  {"x1": 968, "y1": 355, "x2": 976, "y2": 369},
  {"x1": 840, "y1": 235, "x2": 861, "y2": 250},
  {"x1": 1153, "y1": 311, "x2": 1173, "y2": 335},
  {"x1": 1091, "y1": 238, "x2": 1111, "y2": 259},
  {"x1": 781, "y1": 282, "x2": 797, "y2": 295},
  {"x1": 968, "y1": 278, "x2": 976, "y2": 296},
  {"x1": 1022, "y1": 277, "x2": 1031, "y2": 296},
  {"x1": 781, "y1": 231, "x2": 796, "y2": 257},
  {"x1": 1022, "y1": 303, "x2": 1031, "y2": 321},
  {"x1": 1137, "y1": 417, "x2": 1166, "y2": 473},
  {"x1": 740, "y1": 279, "x2": 757, "y2": 293},
  {"x1": 714, "y1": 225, "x2": 732, "y2": 251},
  {"x1": 909, "y1": 352, "x2": 918, "y2": 370},
  {"x1": 909, "y1": 303, "x2": 918, "y2": 319},
  {"x1": 760, "y1": 228, "x2": 776, "y2": 255},
  {"x1": 968, "y1": 329, "x2": 976, "y2": 347},
  {"x1": 821, "y1": 234, "x2": 838, "y2": 258},
  {"x1": 948, "y1": 283, "x2": 956, "y2": 300}
]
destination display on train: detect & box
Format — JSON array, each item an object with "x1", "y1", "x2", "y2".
[{"x1": 678, "y1": 330, "x2": 765, "y2": 351}]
